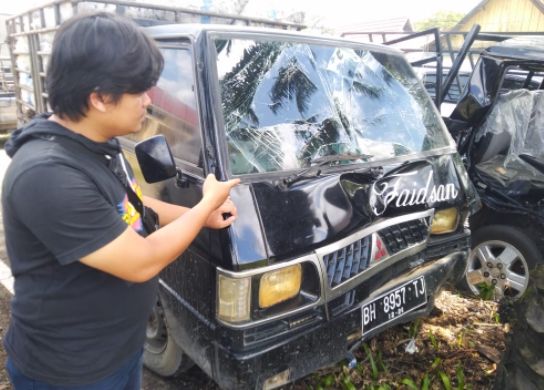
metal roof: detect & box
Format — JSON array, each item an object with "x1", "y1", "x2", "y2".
[{"x1": 484, "y1": 36, "x2": 544, "y2": 61}]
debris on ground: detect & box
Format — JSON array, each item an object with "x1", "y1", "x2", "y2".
[
  {"x1": 0, "y1": 288, "x2": 506, "y2": 389},
  {"x1": 285, "y1": 289, "x2": 507, "y2": 389}
]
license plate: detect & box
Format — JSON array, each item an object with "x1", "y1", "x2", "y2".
[{"x1": 361, "y1": 276, "x2": 427, "y2": 335}]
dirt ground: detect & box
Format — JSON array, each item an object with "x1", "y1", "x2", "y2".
[{"x1": 286, "y1": 290, "x2": 506, "y2": 389}]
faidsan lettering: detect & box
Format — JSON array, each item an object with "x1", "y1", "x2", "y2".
[{"x1": 371, "y1": 170, "x2": 458, "y2": 215}]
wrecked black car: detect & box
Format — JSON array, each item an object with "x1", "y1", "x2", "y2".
[
  {"x1": 118, "y1": 25, "x2": 475, "y2": 388},
  {"x1": 444, "y1": 36, "x2": 544, "y2": 300}
]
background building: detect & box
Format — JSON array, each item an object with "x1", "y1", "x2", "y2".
[{"x1": 451, "y1": 0, "x2": 544, "y2": 32}]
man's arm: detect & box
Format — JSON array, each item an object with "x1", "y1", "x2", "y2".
[
  {"x1": 80, "y1": 174, "x2": 239, "y2": 282},
  {"x1": 143, "y1": 195, "x2": 237, "y2": 229},
  {"x1": 143, "y1": 196, "x2": 188, "y2": 226}
]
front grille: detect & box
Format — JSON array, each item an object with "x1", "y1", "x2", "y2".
[
  {"x1": 379, "y1": 219, "x2": 428, "y2": 254},
  {"x1": 323, "y1": 236, "x2": 371, "y2": 288}
]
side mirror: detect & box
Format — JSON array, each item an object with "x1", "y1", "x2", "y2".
[{"x1": 135, "y1": 135, "x2": 177, "y2": 183}]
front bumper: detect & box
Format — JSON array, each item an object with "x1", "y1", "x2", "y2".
[{"x1": 212, "y1": 249, "x2": 467, "y2": 389}]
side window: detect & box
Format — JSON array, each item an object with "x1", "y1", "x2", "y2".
[{"x1": 132, "y1": 46, "x2": 202, "y2": 169}]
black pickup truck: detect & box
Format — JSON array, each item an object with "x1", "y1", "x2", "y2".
[
  {"x1": 6, "y1": 3, "x2": 476, "y2": 387},
  {"x1": 123, "y1": 24, "x2": 474, "y2": 389}
]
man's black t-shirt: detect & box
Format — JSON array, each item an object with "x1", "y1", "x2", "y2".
[{"x1": 1, "y1": 117, "x2": 157, "y2": 385}]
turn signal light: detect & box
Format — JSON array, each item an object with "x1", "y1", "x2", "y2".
[{"x1": 217, "y1": 274, "x2": 250, "y2": 322}]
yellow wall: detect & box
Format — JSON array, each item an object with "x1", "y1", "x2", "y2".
[{"x1": 456, "y1": 0, "x2": 544, "y2": 32}]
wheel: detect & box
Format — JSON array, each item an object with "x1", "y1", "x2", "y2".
[
  {"x1": 143, "y1": 299, "x2": 193, "y2": 377},
  {"x1": 459, "y1": 225, "x2": 542, "y2": 300},
  {"x1": 494, "y1": 266, "x2": 544, "y2": 389}
]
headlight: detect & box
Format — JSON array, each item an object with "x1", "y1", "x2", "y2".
[
  {"x1": 259, "y1": 264, "x2": 302, "y2": 309},
  {"x1": 217, "y1": 274, "x2": 250, "y2": 322},
  {"x1": 431, "y1": 207, "x2": 458, "y2": 235}
]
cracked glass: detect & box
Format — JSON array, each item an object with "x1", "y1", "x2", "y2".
[{"x1": 215, "y1": 38, "x2": 452, "y2": 175}]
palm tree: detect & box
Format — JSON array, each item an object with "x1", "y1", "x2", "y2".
[
  {"x1": 269, "y1": 57, "x2": 317, "y2": 115},
  {"x1": 220, "y1": 41, "x2": 281, "y2": 130}
]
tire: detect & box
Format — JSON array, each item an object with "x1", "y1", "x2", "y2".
[
  {"x1": 143, "y1": 298, "x2": 194, "y2": 377},
  {"x1": 457, "y1": 224, "x2": 542, "y2": 300},
  {"x1": 494, "y1": 266, "x2": 544, "y2": 389}
]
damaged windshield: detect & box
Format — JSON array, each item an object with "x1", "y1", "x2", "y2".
[{"x1": 215, "y1": 37, "x2": 452, "y2": 175}]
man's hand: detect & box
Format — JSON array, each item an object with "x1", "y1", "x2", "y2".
[
  {"x1": 202, "y1": 174, "x2": 240, "y2": 210},
  {"x1": 206, "y1": 197, "x2": 238, "y2": 229}
]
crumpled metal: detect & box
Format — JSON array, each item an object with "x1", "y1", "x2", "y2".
[{"x1": 473, "y1": 90, "x2": 544, "y2": 192}]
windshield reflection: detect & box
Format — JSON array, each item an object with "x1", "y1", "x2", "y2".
[{"x1": 216, "y1": 38, "x2": 450, "y2": 175}]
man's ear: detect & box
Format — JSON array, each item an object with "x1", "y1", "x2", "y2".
[{"x1": 88, "y1": 91, "x2": 108, "y2": 113}]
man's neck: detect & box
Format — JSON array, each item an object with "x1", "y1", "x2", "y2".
[{"x1": 49, "y1": 114, "x2": 111, "y2": 143}]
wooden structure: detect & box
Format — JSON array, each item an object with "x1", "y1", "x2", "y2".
[{"x1": 451, "y1": 0, "x2": 544, "y2": 32}]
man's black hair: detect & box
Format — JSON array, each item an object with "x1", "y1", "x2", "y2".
[{"x1": 46, "y1": 12, "x2": 164, "y2": 121}]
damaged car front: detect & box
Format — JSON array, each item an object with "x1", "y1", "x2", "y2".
[
  {"x1": 206, "y1": 31, "x2": 474, "y2": 388},
  {"x1": 447, "y1": 37, "x2": 544, "y2": 300},
  {"x1": 134, "y1": 26, "x2": 475, "y2": 390}
]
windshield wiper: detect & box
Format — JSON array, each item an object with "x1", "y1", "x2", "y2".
[{"x1": 282, "y1": 154, "x2": 371, "y2": 187}]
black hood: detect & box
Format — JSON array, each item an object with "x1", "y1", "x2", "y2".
[{"x1": 5, "y1": 113, "x2": 120, "y2": 158}]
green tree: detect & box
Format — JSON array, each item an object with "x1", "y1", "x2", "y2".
[{"x1": 415, "y1": 11, "x2": 464, "y2": 31}]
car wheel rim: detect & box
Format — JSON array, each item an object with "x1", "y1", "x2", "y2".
[
  {"x1": 145, "y1": 301, "x2": 168, "y2": 354},
  {"x1": 466, "y1": 239, "x2": 529, "y2": 300}
]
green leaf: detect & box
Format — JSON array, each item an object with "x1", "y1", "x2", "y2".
[
  {"x1": 377, "y1": 350, "x2": 388, "y2": 373},
  {"x1": 363, "y1": 344, "x2": 379, "y2": 381},
  {"x1": 476, "y1": 282, "x2": 495, "y2": 300},
  {"x1": 456, "y1": 366, "x2": 466, "y2": 390},
  {"x1": 431, "y1": 357, "x2": 442, "y2": 370},
  {"x1": 322, "y1": 374, "x2": 335, "y2": 387},
  {"x1": 409, "y1": 319, "x2": 422, "y2": 338},
  {"x1": 457, "y1": 330, "x2": 466, "y2": 348},
  {"x1": 414, "y1": 11, "x2": 465, "y2": 31},
  {"x1": 428, "y1": 330, "x2": 438, "y2": 349},
  {"x1": 422, "y1": 374, "x2": 430, "y2": 390},
  {"x1": 341, "y1": 374, "x2": 356, "y2": 390},
  {"x1": 439, "y1": 371, "x2": 452, "y2": 390},
  {"x1": 401, "y1": 378, "x2": 419, "y2": 390},
  {"x1": 493, "y1": 312, "x2": 501, "y2": 324}
]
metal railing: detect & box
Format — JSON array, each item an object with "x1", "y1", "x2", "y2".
[
  {"x1": 342, "y1": 27, "x2": 544, "y2": 107},
  {"x1": 5, "y1": 0, "x2": 305, "y2": 125},
  {"x1": 0, "y1": 43, "x2": 14, "y2": 95}
]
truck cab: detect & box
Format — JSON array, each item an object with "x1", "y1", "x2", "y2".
[{"x1": 121, "y1": 24, "x2": 474, "y2": 389}]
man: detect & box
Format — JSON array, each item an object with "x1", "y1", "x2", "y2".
[{"x1": 2, "y1": 12, "x2": 239, "y2": 389}]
